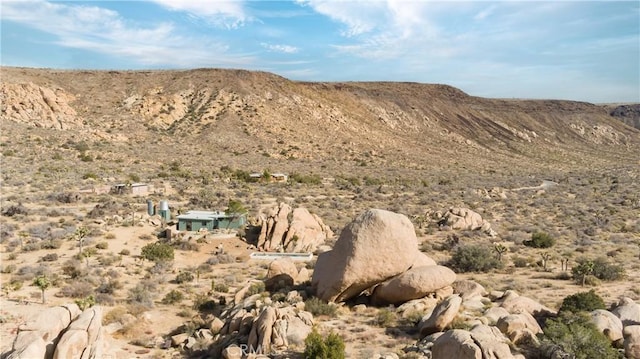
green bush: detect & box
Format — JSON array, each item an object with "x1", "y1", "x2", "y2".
[
  {"x1": 447, "y1": 245, "x2": 503, "y2": 273},
  {"x1": 304, "y1": 297, "x2": 338, "y2": 318},
  {"x1": 174, "y1": 271, "x2": 194, "y2": 284},
  {"x1": 539, "y1": 312, "x2": 618, "y2": 359},
  {"x1": 140, "y1": 242, "x2": 174, "y2": 262},
  {"x1": 559, "y1": 290, "x2": 606, "y2": 313},
  {"x1": 162, "y1": 290, "x2": 184, "y2": 304},
  {"x1": 247, "y1": 281, "x2": 266, "y2": 296},
  {"x1": 572, "y1": 257, "x2": 624, "y2": 285},
  {"x1": 304, "y1": 328, "x2": 345, "y2": 359},
  {"x1": 524, "y1": 231, "x2": 555, "y2": 248}
]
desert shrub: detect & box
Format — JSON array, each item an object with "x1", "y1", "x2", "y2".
[
  {"x1": 119, "y1": 249, "x2": 130, "y2": 256},
  {"x1": 95, "y1": 293, "x2": 116, "y2": 305},
  {"x1": 62, "y1": 259, "x2": 87, "y2": 279},
  {"x1": 175, "y1": 240, "x2": 199, "y2": 252},
  {"x1": 140, "y1": 242, "x2": 174, "y2": 262},
  {"x1": 103, "y1": 306, "x2": 128, "y2": 325},
  {"x1": 162, "y1": 290, "x2": 184, "y2": 304},
  {"x1": 212, "y1": 282, "x2": 229, "y2": 293},
  {"x1": 375, "y1": 308, "x2": 397, "y2": 327},
  {"x1": 572, "y1": 257, "x2": 624, "y2": 284},
  {"x1": 60, "y1": 281, "x2": 94, "y2": 298},
  {"x1": 524, "y1": 231, "x2": 555, "y2": 248},
  {"x1": 95, "y1": 242, "x2": 108, "y2": 250},
  {"x1": 97, "y1": 253, "x2": 121, "y2": 266},
  {"x1": 591, "y1": 258, "x2": 625, "y2": 281},
  {"x1": 289, "y1": 172, "x2": 322, "y2": 185},
  {"x1": 75, "y1": 295, "x2": 96, "y2": 310},
  {"x1": 96, "y1": 278, "x2": 122, "y2": 294},
  {"x1": 174, "y1": 271, "x2": 194, "y2": 284},
  {"x1": 539, "y1": 312, "x2": 618, "y2": 359},
  {"x1": 127, "y1": 280, "x2": 158, "y2": 308},
  {"x1": 447, "y1": 245, "x2": 503, "y2": 273},
  {"x1": 40, "y1": 239, "x2": 63, "y2": 250},
  {"x1": 205, "y1": 253, "x2": 236, "y2": 265},
  {"x1": 559, "y1": 290, "x2": 605, "y2": 314},
  {"x1": 304, "y1": 297, "x2": 337, "y2": 318},
  {"x1": 40, "y1": 253, "x2": 58, "y2": 262},
  {"x1": 512, "y1": 256, "x2": 530, "y2": 268},
  {"x1": 192, "y1": 293, "x2": 216, "y2": 311},
  {"x1": 304, "y1": 329, "x2": 345, "y2": 359},
  {"x1": 247, "y1": 281, "x2": 266, "y2": 296},
  {"x1": 1, "y1": 264, "x2": 16, "y2": 274}
]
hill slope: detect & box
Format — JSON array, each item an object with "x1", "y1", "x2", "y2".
[{"x1": 1, "y1": 67, "x2": 638, "y2": 178}]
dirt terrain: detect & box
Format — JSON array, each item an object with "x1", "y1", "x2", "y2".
[{"x1": 1, "y1": 67, "x2": 639, "y2": 358}]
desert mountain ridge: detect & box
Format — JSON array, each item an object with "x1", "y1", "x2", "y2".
[{"x1": 1, "y1": 66, "x2": 639, "y2": 178}]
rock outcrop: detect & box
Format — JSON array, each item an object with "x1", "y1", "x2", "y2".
[
  {"x1": 256, "y1": 203, "x2": 333, "y2": 253},
  {"x1": 0, "y1": 82, "x2": 81, "y2": 129},
  {"x1": 438, "y1": 207, "x2": 497, "y2": 237},
  {"x1": 311, "y1": 209, "x2": 420, "y2": 302},
  {"x1": 5, "y1": 304, "x2": 104, "y2": 359}
]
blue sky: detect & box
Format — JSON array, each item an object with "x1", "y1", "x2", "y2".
[{"x1": 1, "y1": 1, "x2": 639, "y2": 103}]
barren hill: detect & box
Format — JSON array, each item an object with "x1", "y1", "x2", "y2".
[{"x1": 1, "y1": 67, "x2": 638, "y2": 180}]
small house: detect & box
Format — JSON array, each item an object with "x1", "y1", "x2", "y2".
[{"x1": 177, "y1": 210, "x2": 247, "y2": 231}]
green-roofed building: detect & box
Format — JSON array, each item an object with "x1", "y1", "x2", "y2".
[{"x1": 176, "y1": 210, "x2": 247, "y2": 231}]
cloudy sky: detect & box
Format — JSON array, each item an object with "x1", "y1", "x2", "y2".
[{"x1": 1, "y1": 0, "x2": 638, "y2": 103}]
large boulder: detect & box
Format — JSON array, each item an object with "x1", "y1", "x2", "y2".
[
  {"x1": 54, "y1": 306, "x2": 103, "y2": 359},
  {"x1": 284, "y1": 208, "x2": 334, "y2": 252},
  {"x1": 624, "y1": 325, "x2": 640, "y2": 359},
  {"x1": 372, "y1": 265, "x2": 456, "y2": 305},
  {"x1": 264, "y1": 258, "x2": 299, "y2": 291},
  {"x1": 312, "y1": 209, "x2": 419, "y2": 302},
  {"x1": 612, "y1": 298, "x2": 640, "y2": 326},
  {"x1": 256, "y1": 203, "x2": 333, "y2": 253},
  {"x1": 431, "y1": 328, "x2": 516, "y2": 359},
  {"x1": 419, "y1": 295, "x2": 463, "y2": 337},
  {"x1": 500, "y1": 291, "x2": 555, "y2": 318},
  {"x1": 591, "y1": 309, "x2": 624, "y2": 343}
]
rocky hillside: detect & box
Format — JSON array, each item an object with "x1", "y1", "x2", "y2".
[
  {"x1": 608, "y1": 104, "x2": 640, "y2": 130},
  {"x1": 1, "y1": 67, "x2": 638, "y2": 176}
]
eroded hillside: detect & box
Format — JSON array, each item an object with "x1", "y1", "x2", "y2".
[{"x1": 2, "y1": 67, "x2": 638, "y2": 177}]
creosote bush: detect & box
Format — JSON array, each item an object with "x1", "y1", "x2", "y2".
[
  {"x1": 140, "y1": 242, "x2": 174, "y2": 262},
  {"x1": 559, "y1": 290, "x2": 605, "y2": 314},
  {"x1": 524, "y1": 231, "x2": 555, "y2": 248},
  {"x1": 304, "y1": 328, "x2": 345, "y2": 359},
  {"x1": 447, "y1": 245, "x2": 503, "y2": 273}
]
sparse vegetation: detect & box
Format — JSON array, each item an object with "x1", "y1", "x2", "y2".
[
  {"x1": 304, "y1": 297, "x2": 338, "y2": 318},
  {"x1": 140, "y1": 242, "x2": 174, "y2": 263},
  {"x1": 559, "y1": 290, "x2": 606, "y2": 313}
]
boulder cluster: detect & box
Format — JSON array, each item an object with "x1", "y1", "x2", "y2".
[
  {"x1": 402, "y1": 289, "x2": 640, "y2": 359},
  {"x1": 5, "y1": 304, "x2": 104, "y2": 359},
  {"x1": 312, "y1": 209, "x2": 456, "y2": 304},
  {"x1": 255, "y1": 203, "x2": 333, "y2": 253},
  {"x1": 437, "y1": 207, "x2": 497, "y2": 237}
]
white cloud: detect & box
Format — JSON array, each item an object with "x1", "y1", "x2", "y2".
[
  {"x1": 148, "y1": 0, "x2": 250, "y2": 28},
  {"x1": 1, "y1": 0, "x2": 255, "y2": 67},
  {"x1": 261, "y1": 42, "x2": 299, "y2": 54}
]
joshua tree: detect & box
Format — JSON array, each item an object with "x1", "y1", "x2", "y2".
[
  {"x1": 33, "y1": 275, "x2": 51, "y2": 304},
  {"x1": 574, "y1": 260, "x2": 595, "y2": 287},
  {"x1": 540, "y1": 252, "x2": 552, "y2": 271},
  {"x1": 73, "y1": 226, "x2": 90, "y2": 257},
  {"x1": 494, "y1": 243, "x2": 508, "y2": 262},
  {"x1": 17, "y1": 231, "x2": 29, "y2": 249}
]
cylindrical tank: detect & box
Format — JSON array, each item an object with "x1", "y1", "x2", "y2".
[
  {"x1": 159, "y1": 200, "x2": 169, "y2": 211},
  {"x1": 146, "y1": 200, "x2": 155, "y2": 216}
]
